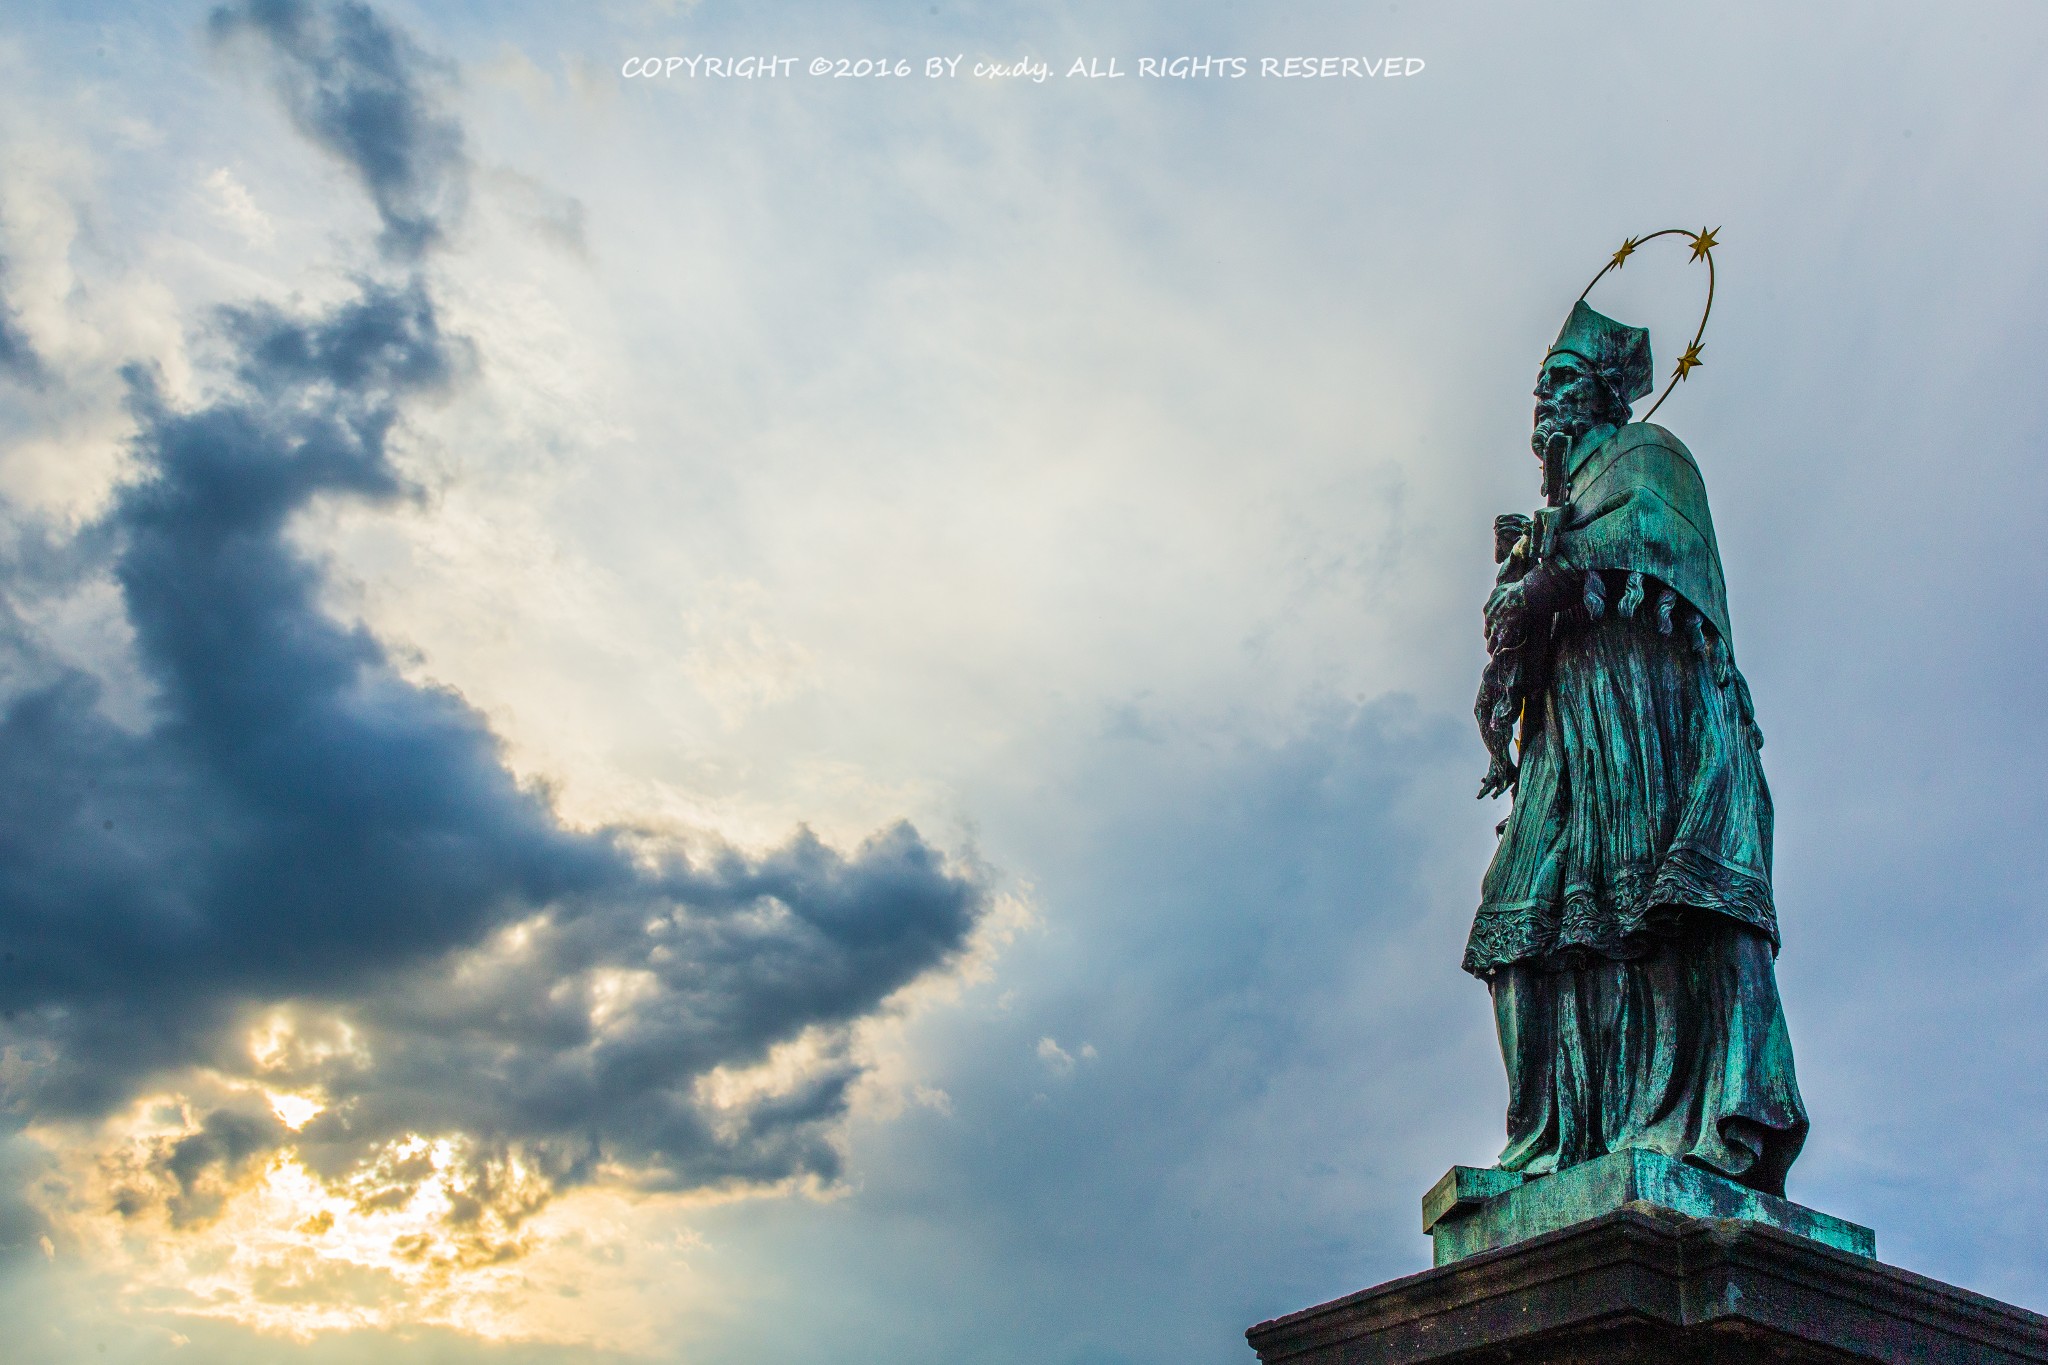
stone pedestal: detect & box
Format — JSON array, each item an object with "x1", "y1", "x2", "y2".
[
  {"x1": 1247, "y1": 1202, "x2": 2048, "y2": 1364},
  {"x1": 1424, "y1": 1150, "x2": 1874, "y2": 1266}
]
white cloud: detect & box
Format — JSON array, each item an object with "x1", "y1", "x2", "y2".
[{"x1": 202, "y1": 167, "x2": 276, "y2": 248}]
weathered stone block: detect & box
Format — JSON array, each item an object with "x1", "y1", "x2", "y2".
[{"x1": 1248, "y1": 1205, "x2": 2048, "y2": 1364}]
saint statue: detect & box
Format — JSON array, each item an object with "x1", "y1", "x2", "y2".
[{"x1": 1468, "y1": 281, "x2": 1808, "y2": 1197}]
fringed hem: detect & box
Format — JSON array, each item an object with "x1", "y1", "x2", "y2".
[{"x1": 1464, "y1": 845, "x2": 1776, "y2": 976}]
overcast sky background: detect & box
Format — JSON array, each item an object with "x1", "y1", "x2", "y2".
[{"x1": 1, "y1": 2, "x2": 2045, "y2": 1361}]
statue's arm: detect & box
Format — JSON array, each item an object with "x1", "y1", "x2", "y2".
[{"x1": 1484, "y1": 555, "x2": 1573, "y2": 650}]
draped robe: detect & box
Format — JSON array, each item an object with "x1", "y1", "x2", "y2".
[{"x1": 1468, "y1": 422, "x2": 1808, "y2": 1196}]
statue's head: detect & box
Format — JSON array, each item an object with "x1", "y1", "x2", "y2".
[
  {"x1": 1531, "y1": 353, "x2": 1629, "y2": 459},
  {"x1": 1532, "y1": 301, "x2": 1654, "y2": 495}
]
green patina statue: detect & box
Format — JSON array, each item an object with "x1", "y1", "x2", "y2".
[{"x1": 1468, "y1": 280, "x2": 1808, "y2": 1198}]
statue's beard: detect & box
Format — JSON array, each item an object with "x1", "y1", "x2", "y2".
[
  {"x1": 1530, "y1": 401, "x2": 1596, "y2": 462},
  {"x1": 1531, "y1": 394, "x2": 1602, "y2": 502}
]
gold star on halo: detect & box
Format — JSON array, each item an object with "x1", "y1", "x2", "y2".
[
  {"x1": 1610, "y1": 236, "x2": 1640, "y2": 270},
  {"x1": 1689, "y1": 226, "x2": 1720, "y2": 261},
  {"x1": 1673, "y1": 341, "x2": 1705, "y2": 380}
]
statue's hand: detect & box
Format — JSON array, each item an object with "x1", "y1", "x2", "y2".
[
  {"x1": 1492, "y1": 513, "x2": 1532, "y2": 565},
  {"x1": 1477, "y1": 752, "x2": 1518, "y2": 801},
  {"x1": 1484, "y1": 578, "x2": 1528, "y2": 648}
]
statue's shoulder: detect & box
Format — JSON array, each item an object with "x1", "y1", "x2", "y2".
[
  {"x1": 1587, "y1": 423, "x2": 1706, "y2": 497},
  {"x1": 1573, "y1": 423, "x2": 1702, "y2": 498},
  {"x1": 1611, "y1": 422, "x2": 1697, "y2": 468}
]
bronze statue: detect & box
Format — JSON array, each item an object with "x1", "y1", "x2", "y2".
[{"x1": 1468, "y1": 232, "x2": 1807, "y2": 1196}]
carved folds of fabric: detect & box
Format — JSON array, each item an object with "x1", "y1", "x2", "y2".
[{"x1": 1465, "y1": 585, "x2": 1776, "y2": 977}]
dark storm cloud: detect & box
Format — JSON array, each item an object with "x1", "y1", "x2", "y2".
[
  {"x1": 275, "y1": 821, "x2": 977, "y2": 1194},
  {"x1": 0, "y1": 0, "x2": 984, "y2": 1216},
  {"x1": 209, "y1": 0, "x2": 467, "y2": 258}
]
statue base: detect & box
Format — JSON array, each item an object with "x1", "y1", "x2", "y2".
[
  {"x1": 1423, "y1": 1149, "x2": 1874, "y2": 1266},
  {"x1": 1247, "y1": 1201, "x2": 2048, "y2": 1364}
]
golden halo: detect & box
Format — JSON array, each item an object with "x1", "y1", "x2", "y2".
[{"x1": 1574, "y1": 226, "x2": 1719, "y2": 421}]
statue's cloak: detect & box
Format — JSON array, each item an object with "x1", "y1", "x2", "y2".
[
  {"x1": 1469, "y1": 417, "x2": 1776, "y2": 981},
  {"x1": 1551, "y1": 423, "x2": 1732, "y2": 644}
]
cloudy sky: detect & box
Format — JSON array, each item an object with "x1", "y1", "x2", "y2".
[{"x1": 1, "y1": 1, "x2": 2045, "y2": 1360}]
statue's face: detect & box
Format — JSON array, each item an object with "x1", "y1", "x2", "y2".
[{"x1": 1531, "y1": 354, "x2": 1608, "y2": 463}]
